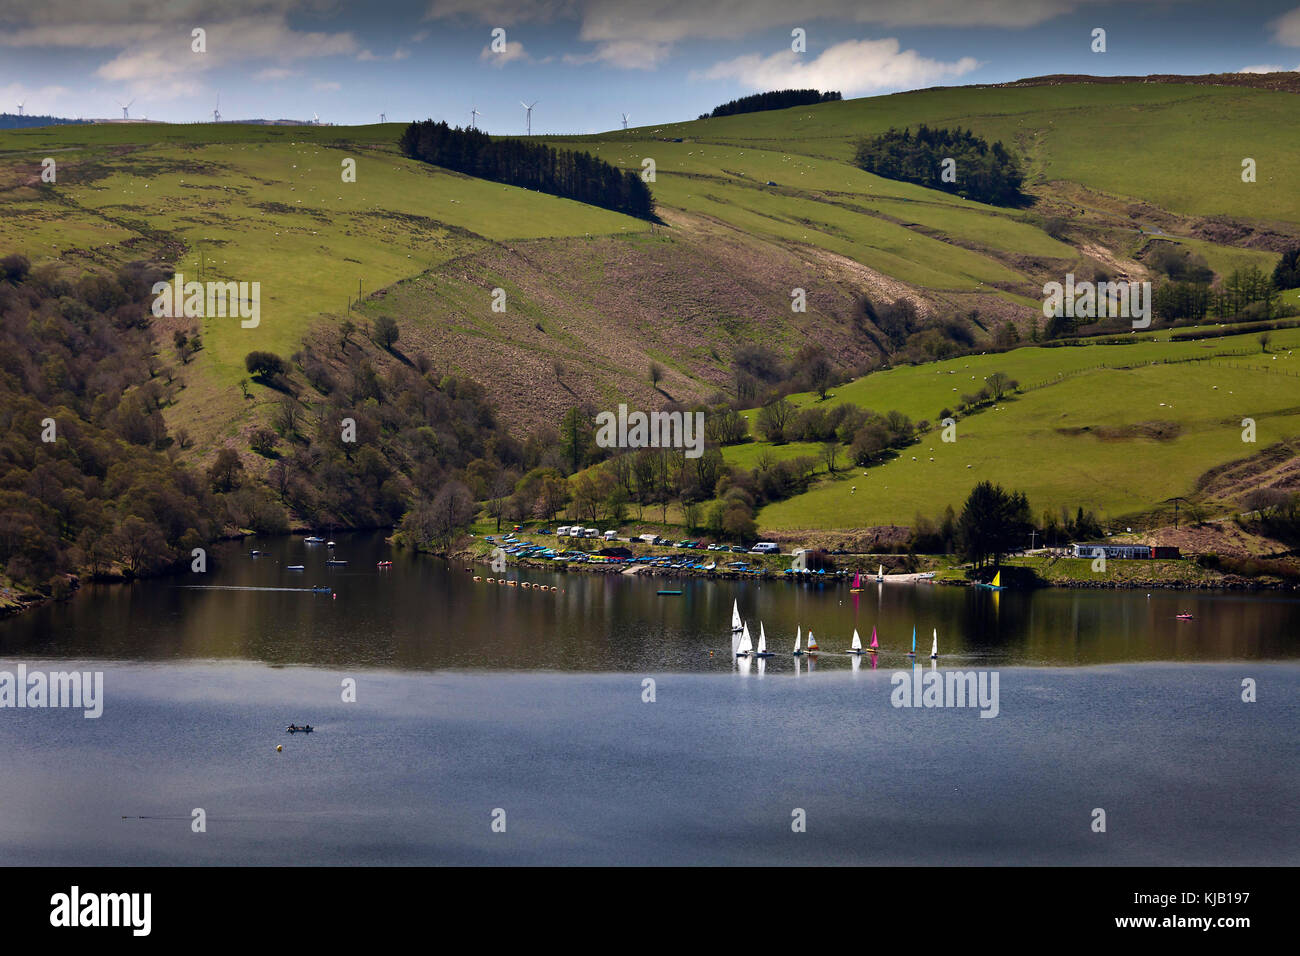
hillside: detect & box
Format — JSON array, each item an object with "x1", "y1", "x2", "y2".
[{"x1": 2, "y1": 77, "x2": 1300, "y2": 549}]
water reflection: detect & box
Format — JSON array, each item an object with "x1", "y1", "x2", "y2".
[{"x1": 1, "y1": 531, "x2": 1296, "y2": 671}]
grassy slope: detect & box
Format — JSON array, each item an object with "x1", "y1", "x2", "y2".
[
  {"x1": 752, "y1": 326, "x2": 1300, "y2": 529},
  {"x1": 2, "y1": 83, "x2": 1299, "y2": 530}
]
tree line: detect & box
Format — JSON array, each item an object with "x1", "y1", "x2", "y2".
[
  {"x1": 853, "y1": 125, "x2": 1025, "y2": 207},
  {"x1": 399, "y1": 120, "x2": 656, "y2": 221},
  {"x1": 701, "y1": 89, "x2": 842, "y2": 119}
]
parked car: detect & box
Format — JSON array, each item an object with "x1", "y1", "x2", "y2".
[
  {"x1": 750, "y1": 542, "x2": 780, "y2": 555},
  {"x1": 729, "y1": 546, "x2": 747, "y2": 554}
]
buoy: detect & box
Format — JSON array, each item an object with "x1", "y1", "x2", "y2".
[{"x1": 276, "y1": 745, "x2": 282, "y2": 752}]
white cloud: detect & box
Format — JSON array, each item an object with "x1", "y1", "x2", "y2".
[
  {"x1": 313, "y1": 80, "x2": 341, "y2": 92},
  {"x1": 1272, "y1": 8, "x2": 1300, "y2": 46},
  {"x1": 701, "y1": 38, "x2": 980, "y2": 95},
  {"x1": 255, "y1": 67, "x2": 298, "y2": 81},
  {"x1": 1238, "y1": 63, "x2": 1297, "y2": 73},
  {"x1": 429, "y1": 0, "x2": 1144, "y2": 68},
  {"x1": 480, "y1": 40, "x2": 530, "y2": 65},
  {"x1": 359, "y1": 47, "x2": 411, "y2": 61}
]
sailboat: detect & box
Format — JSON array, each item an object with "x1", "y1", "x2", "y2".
[
  {"x1": 731, "y1": 599, "x2": 743, "y2": 633},
  {"x1": 755, "y1": 622, "x2": 773, "y2": 658},
  {"x1": 930, "y1": 627, "x2": 939, "y2": 660},
  {"x1": 807, "y1": 630, "x2": 819, "y2": 654},
  {"x1": 792, "y1": 626, "x2": 804, "y2": 656},
  {"x1": 736, "y1": 622, "x2": 753, "y2": 658},
  {"x1": 908, "y1": 625, "x2": 917, "y2": 657},
  {"x1": 850, "y1": 571, "x2": 863, "y2": 593},
  {"x1": 870, "y1": 626, "x2": 879, "y2": 653},
  {"x1": 876, "y1": 563, "x2": 884, "y2": 583},
  {"x1": 974, "y1": 570, "x2": 1004, "y2": 591},
  {"x1": 848, "y1": 628, "x2": 864, "y2": 655}
]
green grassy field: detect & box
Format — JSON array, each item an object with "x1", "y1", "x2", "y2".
[
  {"x1": 2, "y1": 80, "x2": 1298, "y2": 530},
  {"x1": 748, "y1": 326, "x2": 1300, "y2": 529}
]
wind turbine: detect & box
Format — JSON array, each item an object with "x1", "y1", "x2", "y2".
[
  {"x1": 379, "y1": 112, "x2": 386, "y2": 123},
  {"x1": 312, "y1": 112, "x2": 320, "y2": 125},
  {"x1": 521, "y1": 100, "x2": 537, "y2": 136},
  {"x1": 621, "y1": 112, "x2": 628, "y2": 131},
  {"x1": 212, "y1": 94, "x2": 221, "y2": 123},
  {"x1": 117, "y1": 98, "x2": 134, "y2": 120},
  {"x1": 470, "y1": 106, "x2": 481, "y2": 129}
]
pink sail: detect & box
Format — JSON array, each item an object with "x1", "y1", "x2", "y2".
[{"x1": 870, "y1": 626, "x2": 879, "y2": 649}]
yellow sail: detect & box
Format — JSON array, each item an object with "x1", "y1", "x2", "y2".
[{"x1": 991, "y1": 571, "x2": 1001, "y2": 588}]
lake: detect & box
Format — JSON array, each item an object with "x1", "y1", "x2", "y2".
[
  {"x1": 1, "y1": 532, "x2": 1296, "y2": 866},
  {"x1": 2, "y1": 532, "x2": 1296, "y2": 669}
]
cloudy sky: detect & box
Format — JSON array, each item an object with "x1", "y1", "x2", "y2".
[{"x1": 2, "y1": 0, "x2": 1299, "y2": 131}]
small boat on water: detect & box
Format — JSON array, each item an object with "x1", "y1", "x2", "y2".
[
  {"x1": 376, "y1": 561, "x2": 393, "y2": 568},
  {"x1": 870, "y1": 626, "x2": 879, "y2": 653},
  {"x1": 658, "y1": 589, "x2": 683, "y2": 596},
  {"x1": 249, "y1": 550, "x2": 266, "y2": 557},
  {"x1": 848, "y1": 628, "x2": 865, "y2": 655},
  {"x1": 930, "y1": 628, "x2": 939, "y2": 660},
  {"x1": 304, "y1": 536, "x2": 325, "y2": 544},
  {"x1": 326, "y1": 559, "x2": 347, "y2": 566},
  {"x1": 755, "y1": 623, "x2": 774, "y2": 658},
  {"x1": 908, "y1": 625, "x2": 916, "y2": 656},
  {"x1": 876, "y1": 564, "x2": 884, "y2": 583},
  {"x1": 311, "y1": 586, "x2": 332, "y2": 594},
  {"x1": 974, "y1": 570, "x2": 1004, "y2": 591},
  {"x1": 736, "y1": 622, "x2": 753, "y2": 658},
  {"x1": 792, "y1": 626, "x2": 804, "y2": 656},
  {"x1": 849, "y1": 571, "x2": 863, "y2": 593},
  {"x1": 1175, "y1": 612, "x2": 1194, "y2": 620},
  {"x1": 731, "y1": 599, "x2": 743, "y2": 634},
  {"x1": 327, "y1": 541, "x2": 336, "y2": 548},
  {"x1": 286, "y1": 565, "x2": 305, "y2": 571},
  {"x1": 807, "y1": 630, "x2": 819, "y2": 654},
  {"x1": 285, "y1": 724, "x2": 314, "y2": 734},
  {"x1": 917, "y1": 571, "x2": 936, "y2": 580}
]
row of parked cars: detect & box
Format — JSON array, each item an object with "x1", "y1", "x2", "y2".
[{"x1": 509, "y1": 526, "x2": 781, "y2": 555}]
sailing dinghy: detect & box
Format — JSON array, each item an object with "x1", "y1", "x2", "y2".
[
  {"x1": 755, "y1": 623, "x2": 773, "y2": 658},
  {"x1": 870, "y1": 626, "x2": 879, "y2": 653},
  {"x1": 908, "y1": 625, "x2": 917, "y2": 656},
  {"x1": 930, "y1": 628, "x2": 939, "y2": 660},
  {"x1": 849, "y1": 571, "x2": 863, "y2": 593},
  {"x1": 736, "y1": 622, "x2": 753, "y2": 658},
  {"x1": 792, "y1": 626, "x2": 804, "y2": 656},
  {"x1": 731, "y1": 599, "x2": 743, "y2": 634},
  {"x1": 807, "y1": 630, "x2": 819, "y2": 653},
  {"x1": 848, "y1": 628, "x2": 864, "y2": 655}
]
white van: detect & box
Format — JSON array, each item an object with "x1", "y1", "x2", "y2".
[
  {"x1": 750, "y1": 542, "x2": 780, "y2": 554},
  {"x1": 603, "y1": 530, "x2": 618, "y2": 541},
  {"x1": 639, "y1": 533, "x2": 658, "y2": 544}
]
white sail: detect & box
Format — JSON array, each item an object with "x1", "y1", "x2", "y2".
[
  {"x1": 731, "y1": 599, "x2": 742, "y2": 632},
  {"x1": 794, "y1": 626, "x2": 801, "y2": 653},
  {"x1": 808, "y1": 629, "x2": 818, "y2": 650},
  {"x1": 851, "y1": 628, "x2": 862, "y2": 651},
  {"x1": 737, "y1": 622, "x2": 753, "y2": 655},
  {"x1": 877, "y1": 564, "x2": 884, "y2": 580},
  {"x1": 757, "y1": 623, "x2": 767, "y2": 654},
  {"x1": 931, "y1": 628, "x2": 938, "y2": 658}
]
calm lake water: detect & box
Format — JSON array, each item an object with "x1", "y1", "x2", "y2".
[
  {"x1": 3, "y1": 532, "x2": 1295, "y2": 865},
  {"x1": 1, "y1": 532, "x2": 1297, "y2": 669}
]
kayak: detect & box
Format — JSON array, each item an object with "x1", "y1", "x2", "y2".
[{"x1": 285, "y1": 725, "x2": 314, "y2": 734}]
